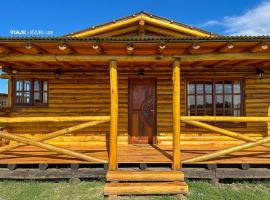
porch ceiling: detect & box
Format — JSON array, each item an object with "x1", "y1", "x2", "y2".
[{"x1": 1, "y1": 36, "x2": 270, "y2": 71}]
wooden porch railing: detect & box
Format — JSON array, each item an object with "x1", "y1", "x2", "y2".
[
  {"x1": 0, "y1": 116, "x2": 110, "y2": 163},
  {"x1": 180, "y1": 111, "x2": 270, "y2": 164}
]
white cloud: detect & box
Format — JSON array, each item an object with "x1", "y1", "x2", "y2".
[{"x1": 202, "y1": 1, "x2": 270, "y2": 35}]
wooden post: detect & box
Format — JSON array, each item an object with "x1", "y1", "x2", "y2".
[
  {"x1": 7, "y1": 78, "x2": 12, "y2": 107},
  {"x1": 109, "y1": 60, "x2": 118, "y2": 170},
  {"x1": 172, "y1": 58, "x2": 181, "y2": 170}
]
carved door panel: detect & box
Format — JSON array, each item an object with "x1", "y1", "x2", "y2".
[{"x1": 128, "y1": 78, "x2": 157, "y2": 144}]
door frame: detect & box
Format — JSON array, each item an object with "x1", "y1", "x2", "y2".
[{"x1": 128, "y1": 77, "x2": 157, "y2": 144}]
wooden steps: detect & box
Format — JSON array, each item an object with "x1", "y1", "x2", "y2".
[
  {"x1": 104, "y1": 170, "x2": 188, "y2": 197},
  {"x1": 106, "y1": 170, "x2": 185, "y2": 182},
  {"x1": 104, "y1": 182, "x2": 188, "y2": 195}
]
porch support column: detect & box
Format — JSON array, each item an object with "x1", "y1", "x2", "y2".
[
  {"x1": 8, "y1": 78, "x2": 12, "y2": 107},
  {"x1": 172, "y1": 58, "x2": 181, "y2": 170},
  {"x1": 109, "y1": 60, "x2": 118, "y2": 170}
]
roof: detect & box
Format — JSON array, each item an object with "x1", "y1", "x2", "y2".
[
  {"x1": 1, "y1": 35, "x2": 270, "y2": 43},
  {"x1": 66, "y1": 11, "x2": 215, "y2": 38}
]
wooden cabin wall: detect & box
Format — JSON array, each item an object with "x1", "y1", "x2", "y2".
[{"x1": 5, "y1": 66, "x2": 270, "y2": 149}]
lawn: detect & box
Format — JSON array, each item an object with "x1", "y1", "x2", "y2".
[{"x1": 0, "y1": 179, "x2": 269, "y2": 200}]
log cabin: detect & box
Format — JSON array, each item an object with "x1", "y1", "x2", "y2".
[{"x1": 1, "y1": 11, "x2": 270, "y2": 196}]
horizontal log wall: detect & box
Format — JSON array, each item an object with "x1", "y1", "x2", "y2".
[{"x1": 5, "y1": 66, "x2": 270, "y2": 149}]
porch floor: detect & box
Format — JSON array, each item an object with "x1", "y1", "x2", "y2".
[{"x1": 0, "y1": 144, "x2": 270, "y2": 164}]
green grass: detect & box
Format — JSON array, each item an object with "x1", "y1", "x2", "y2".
[{"x1": 0, "y1": 179, "x2": 270, "y2": 200}]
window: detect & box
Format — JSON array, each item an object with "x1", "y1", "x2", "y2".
[
  {"x1": 14, "y1": 79, "x2": 48, "y2": 106},
  {"x1": 186, "y1": 79, "x2": 244, "y2": 117}
]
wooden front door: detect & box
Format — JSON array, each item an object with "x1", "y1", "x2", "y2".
[{"x1": 128, "y1": 78, "x2": 157, "y2": 144}]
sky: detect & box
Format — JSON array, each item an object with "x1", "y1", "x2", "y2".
[{"x1": 0, "y1": 0, "x2": 270, "y2": 93}]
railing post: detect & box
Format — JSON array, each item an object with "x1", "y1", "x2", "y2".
[
  {"x1": 109, "y1": 60, "x2": 118, "y2": 170},
  {"x1": 172, "y1": 58, "x2": 181, "y2": 170}
]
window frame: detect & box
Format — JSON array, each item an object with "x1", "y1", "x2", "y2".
[
  {"x1": 13, "y1": 79, "x2": 49, "y2": 107},
  {"x1": 185, "y1": 77, "x2": 245, "y2": 127}
]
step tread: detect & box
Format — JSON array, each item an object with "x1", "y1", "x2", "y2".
[
  {"x1": 108, "y1": 170, "x2": 184, "y2": 175},
  {"x1": 106, "y1": 170, "x2": 184, "y2": 181},
  {"x1": 104, "y1": 181, "x2": 188, "y2": 195}
]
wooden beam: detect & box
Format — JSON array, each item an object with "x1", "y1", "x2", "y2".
[
  {"x1": 181, "y1": 116, "x2": 270, "y2": 122},
  {"x1": 213, "y1": 60, "x2": 236, "y2": 68},
  {"x1": 157, "y1": 43, "x2": 166, "y2": 54},
  {"x1": 126, "y1": 44, "x2": 134, "y2": 55},
  {"x1": 142, "y1": 14, "x2": 211, "y2": 37},
  {"x1": 0, "y1": 74, "x2": 10, "y2": 79},
  {"x1": 182, "y1": 52, "x2": 270, "y2": 62},
  {"x1": 0, "y1": 120, "x2": 108, "y2": 154},
  {"x1": 109, "y1": 60, "x2": 118, "y2": 170},
  {"x1": 188, "y1": 43, "x2": 201, "y2": 54},
  {"x1": 97, "y1": 25, "x2": 139, "y2": 37},
  {"x1": 58, "y1": 43, "x2": 73, "y2": 54},
  {"x1": 1, "y1": 52, "x2": 270, "y2": 63},
  {"x1": 24, "y1": 43, "x2": 42, "y2": 54},
  {"x1": 0, "y1": 46, "x2": 11, "y2": 54},
  {"x1": 249, "y1": 42, "x2": 269, "y2": 53},
  {"x1": 145, "y1": 25, "x2": 188, "y2": 37},
  {"x1": 92, "y1": 43, "x2": 103, "y2": 54},
  {"x1": 0, "y1": 116, "x2": 110, "y2": 124},
  {"x1": 139, "y1": 19, "x2": 145, "y2": 37},
  {"x1": 184, "y1": 120, "x2": 270, "y2": 148},
  {"x1": 218, "y1": 43, "x2": 235, "y2": 53},
  {"x1": 0, "y1": 54, "x2": 172, "y2": 62},
  {"x1": 182, "y1": 136, "x2": 270, "y2": 164},
  {"x1": 0, "y1": 131, "x2": 107, "y2": 163},
  {"x1": 69, "y1": 15, "x2": 141, "y2": 37},
  {"x1": 172, "y1": 59, "x2": 181, "y2": 170},
  {"x1": 233, "y1": 60, "x2": 262, "y2": 67}
]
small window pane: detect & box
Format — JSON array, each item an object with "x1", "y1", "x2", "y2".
[
  {"x1": 215, "y1": 82, "x2": 223, "y2": 94},
  {"x1": 224, "y1": 95, "x2": 232, "y2": 109},
  {"x1": 43, "y1": 81, "x2": 48, "y2": 91},
  {"x1": 234, "y1": 81, "x2": 241, "y2": 93},
  {"x1": 24, "y1": 92, "x2": 30, "y2": 103},
  {"x1": 16, "y1": 80, "x2": 23, "y2": 91},
  {"x1": 34, "y1": 81, "x2": 40, "y2": 91},
  {"x1": 196, "y1": 83, "x2": 204, "y2": 94},
  {"x1": 34, "y1": 92, "x2": 41, "y2": 102},
  {"x1": 205, "y1": 95, "x2": 212, "y2": 108},
  {"x1": 205, "y1": 82, "x2": 212, "y2": 94},
  {"x1": 224, "y1": 81, "x2": 232, "y2": 93},
  {"x1": 233, "y1": 95, "x2": 241, "y2": 109},
  {"x1": 188, "y1": 84, "x2": 195, "y2": 94},
  {"x1": 24, "y1": 81, "x2": 31, "y2": 91},
  {"x1": 216, "y1": 95, "x2": 223, "y2": 109},
  {"x1": 196, "y1": 95, "x2": 204, "y2": 109},
  {"x1": 188, "y1": 96, "x2": 195, "y2": 109}
]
